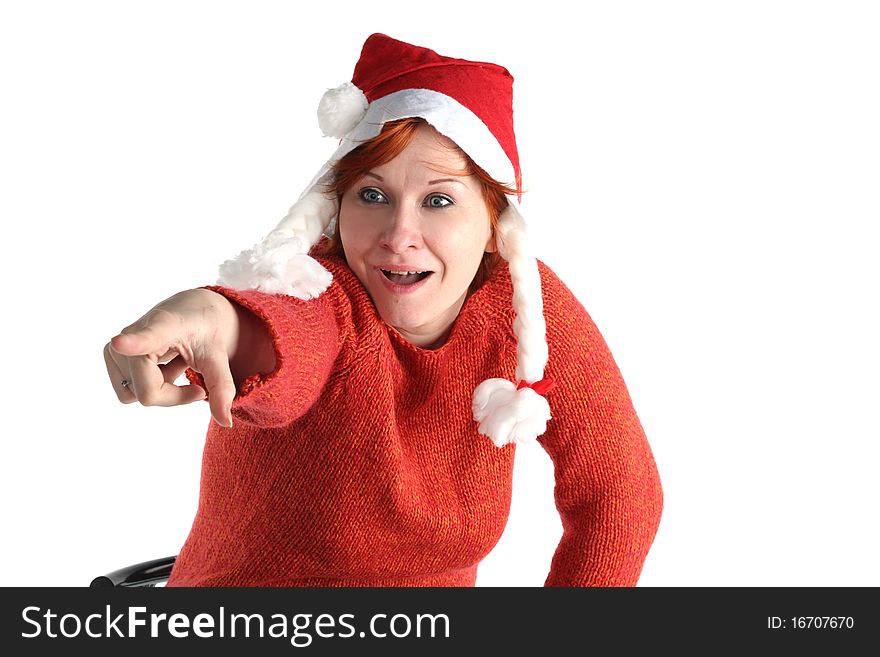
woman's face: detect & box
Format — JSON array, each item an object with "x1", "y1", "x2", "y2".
[{"x1": 339, "y1": 124, "x2": 496, "y2": 348}]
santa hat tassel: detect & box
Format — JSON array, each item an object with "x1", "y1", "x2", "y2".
[
  {"x1": 217, "y1": 188, "x2": 337, "y2": 299},
  {"x1": 472, "y1": 203, "x2": 552, "y2": 447}
]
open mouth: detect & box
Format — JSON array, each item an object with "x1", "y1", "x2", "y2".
[{"x1": 379, "y1": 269, "x2": 433, "y2": 286}]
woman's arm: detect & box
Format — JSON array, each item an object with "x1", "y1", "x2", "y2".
[
  {"x1": 536, "y1": 264, "x2": 663, "y2": 586},
  {"x1": 185, "y1": 284, "x2": 343, "y2": 429}
]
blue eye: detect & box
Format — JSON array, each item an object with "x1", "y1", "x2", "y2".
[
  {"x1": 424, "y1": 194, "x2": 453, "y2": 208},
  {"x1": 358, "y1": 187, "x2": 388, "y2": 204}
]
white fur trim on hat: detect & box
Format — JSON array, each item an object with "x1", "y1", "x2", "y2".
[
  {"x1": 471, "y1": 203, "x2": 551, "y2": 447},
  {"x1": 304, "y1": 88, "x2": 517, "y2": 200}
]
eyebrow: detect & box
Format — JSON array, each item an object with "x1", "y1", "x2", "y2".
[{"x1": 364, "y1": 171, "x2": 465, "y2": 186}]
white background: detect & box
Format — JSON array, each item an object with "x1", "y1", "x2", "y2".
[{"x1": 1, "y1": 0, "x2": 877, "y2": 587}]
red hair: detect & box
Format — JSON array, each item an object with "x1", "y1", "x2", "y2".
[{"x1": 319, "y1": 118, "x2": 517, "y2": 291}]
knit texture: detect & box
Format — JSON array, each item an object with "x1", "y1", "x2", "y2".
[{"x1": 167, "y1": 254, "x2": 663, "y2": 587}]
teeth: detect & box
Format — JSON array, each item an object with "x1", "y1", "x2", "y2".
[{"x1": 384, "y1": 269, "x2": 426, "y2": 275}]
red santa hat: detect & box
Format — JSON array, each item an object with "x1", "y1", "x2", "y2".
[{"x1": 218, "y1": 33, "x2": 552, "y2": 447}]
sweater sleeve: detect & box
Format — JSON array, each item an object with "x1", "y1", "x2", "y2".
[
  {"x1": 536, "y1": 265, "x2": 663, "y2": 586},
  {"x1": 184, "y1": 284, "x2": 342, "y2": 429}
]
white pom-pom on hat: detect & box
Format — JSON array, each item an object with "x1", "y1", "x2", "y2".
[
  {"x1": 473, "y1": 379, "x2": 552, "y2": 448},
  {"x1": 317, "y1": 82, "x2": 369, "y2": 139}
]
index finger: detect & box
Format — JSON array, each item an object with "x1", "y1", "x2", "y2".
[{"x1": 110, "y1": 309, "x2": 181, "y2": 358}]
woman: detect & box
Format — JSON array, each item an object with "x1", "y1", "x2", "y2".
[{"x1": 104, "y1": 34, "x2": 663, "y2": 586}]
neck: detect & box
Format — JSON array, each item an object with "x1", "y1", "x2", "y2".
[
  {"x1": 392, "y1": 294, "x2": 468, "y2": 350},
  {"x1": 395, "y1": 325, "x2": 452, "y2": 350}
]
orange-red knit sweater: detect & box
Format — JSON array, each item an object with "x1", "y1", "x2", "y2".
[{"x1": 166, "y1": 254, "x2": 663, "y2": 587}]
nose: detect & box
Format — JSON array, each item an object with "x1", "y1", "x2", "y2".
[{"x1": 379, "y1": 203, "x2": 423, "y2": 253}]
